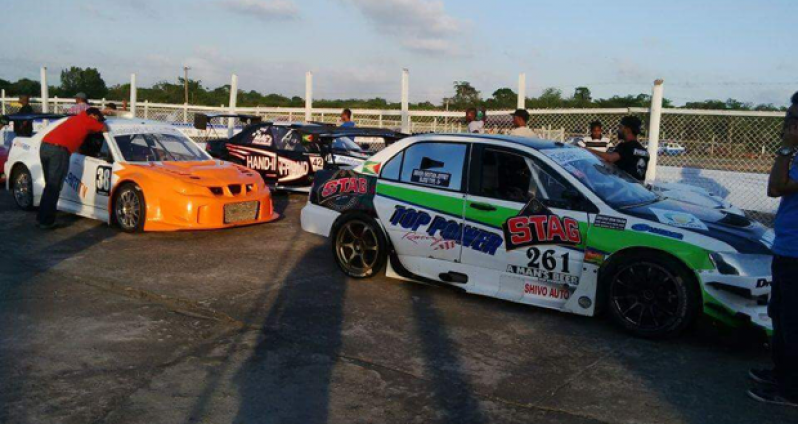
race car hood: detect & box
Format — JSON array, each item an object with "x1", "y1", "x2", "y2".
[
  {"x1": 622, "y1": 199, "x2": 772, "y2": 254},
  {"x1": 126, "y1": 160, "x2": 262, "y2": 187}
]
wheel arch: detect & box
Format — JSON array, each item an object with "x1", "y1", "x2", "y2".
[
  {"x1": 108, "y1": 179, "x2": 145, "y2": 225},
  {"x1": 596, "y1": 246, "x2": 703, "y2": 313}
]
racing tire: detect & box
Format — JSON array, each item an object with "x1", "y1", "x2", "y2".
[
  {"x1": 11, "y1": 166, "x2": 35, "y2": 211},
  {"x1": 332, "y1": 213, "x2": 387, "y2": 278},
  {"x1": 605, "y1": 252, "x2": 700, "y2": 339},
  {"x1": 113, "y1": 184, "x2": 146, "y2": 233}
]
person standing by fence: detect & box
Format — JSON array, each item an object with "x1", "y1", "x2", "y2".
[
  {"x1": 508, "y1": 109, "x2": 534, "y2": 137},
  {"x1": 340, "y1": 109, "x2": 355, "y2": 128},
  {"x1": 584, "y1": 116, "x2": 649, "y2": 182},
  {"x1": 749, "y1": 92, "x2": 798, "y2": 407},
  {"x1": 67, "y1": 93, "x2": 91, "y2": 115},
  {"x1": 578, "y1": 120, "x2": 612, "y2": 152},
  {"x1": 13, "y1": 95, "x2": 34, "y2": 137}
]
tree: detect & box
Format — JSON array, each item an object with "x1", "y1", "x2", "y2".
[
  {"x1": 10, "y1": 78, "x2": 40, "y2": 96},
  {"x1": 448, "y1": 81, "x2": 481, "y2": 110},
  {"x1": 486, "y1": 87, "x2": 516, "y2": 109},
  {"x1": 573, "y1": 87, "x2": 591, "y2": 102},
  {"x1": 59, "y1": 67, "x2": 108, "y2": 99},
  {"x1": 527, "y1": 87, "x2": 565, "y2": 109}
]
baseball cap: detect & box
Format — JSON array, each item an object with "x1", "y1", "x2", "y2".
[
  {"x1": 75, "y1": 92, "x2": 87, "y2": 99},
  {"x1": 510, "y1": 109, "x2": 530, "y2": 122}
]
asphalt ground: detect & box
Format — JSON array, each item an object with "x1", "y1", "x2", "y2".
[{"x1": 1, "y1": 190, "x2": 796, "y2": 424}]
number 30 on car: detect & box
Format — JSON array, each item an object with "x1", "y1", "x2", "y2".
[{"x1": 301, "y1": 134, "x2": 774, "y2": 339}]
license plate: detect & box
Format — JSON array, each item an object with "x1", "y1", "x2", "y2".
[{"x1": 224, "y1": 201, "x2": 259, "y2": 223}]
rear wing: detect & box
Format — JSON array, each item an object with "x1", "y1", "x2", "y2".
[
  {"x1": 4, "y1": 113, "x2": 67, "y2": 121},
  {"x1": 193, "y1": 113, "x2": 264, "y2": 130}
]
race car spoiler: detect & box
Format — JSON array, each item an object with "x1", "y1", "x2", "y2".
[
  {"x1": 193, "y1": 113, "x2": 264, "y2": 130},
  {"x1": 3, "y1": 113, "x2": 67, "y2": 121}
]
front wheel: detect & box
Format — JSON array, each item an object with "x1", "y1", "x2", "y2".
[
  {"x1": 114, "y1": 184, "x2": 146, "y2": 233},
  {"x1": 332, "y1": 214, "x2": 387, "y2": 278},
  {"x1": 606, "y1": 253, "x2": 700, "y2": 339},
  {"x1": 12, "y1": 166, "x2": 35, "y2": 211}
]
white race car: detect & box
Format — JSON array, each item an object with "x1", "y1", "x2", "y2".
[
  {"x1": 301, "y1": 134, "x2": 773, "y2": 338},
  {"x1": 5, "y1": 117, "x2": 278, "y2": 231}
]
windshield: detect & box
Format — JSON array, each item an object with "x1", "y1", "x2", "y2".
[
  {"x1": 115, "y1": 132, "x2": 209, "y2": 162},
  {"x1": 332, "y1": 136, "x2": 364, "y2": 152},
  {"x1": 542, "y1": 147, "x2": 658, "y2": 208}
]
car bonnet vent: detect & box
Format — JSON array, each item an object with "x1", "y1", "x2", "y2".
[{"x1": 718, "y1": 213, "x2": 751, "y2": 228}]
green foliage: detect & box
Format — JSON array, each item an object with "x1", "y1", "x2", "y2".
[
  {"x1": 0, "y1": 73, "x2": 788, "y2": 113},
  {"x1": 58, "y1": 67, "x2": 108, "y2": 99}
]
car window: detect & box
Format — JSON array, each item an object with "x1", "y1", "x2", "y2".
[
  {"x1": 475, "y1": 147, "x2": 572, "y2": 207},
  {"x1": 79, "y1": 133, "x2": 108, "y2": 159},
  {"x1": 333, "y1": 137, "x2": 363, "y2": 152},
  {"x1": 399, "y1": 142, "x2": 467, "y2": 191},
  {"x1": 273, "y1": 127, "x2": 306, "y2": 152},
  {"x1": 380, "y1": 151, "x2": 403, "y2": 180},
  {"x1": 115, "y1": 133, "x2": 209, "y2": 162}
]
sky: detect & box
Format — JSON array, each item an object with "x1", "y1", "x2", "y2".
[{"x1": 1, "y1": 0, "x2": 796, "y2": 106}]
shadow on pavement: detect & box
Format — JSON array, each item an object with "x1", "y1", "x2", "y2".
[{"x1": 0, "y1": 219, "x2": 117, "y2": 424}]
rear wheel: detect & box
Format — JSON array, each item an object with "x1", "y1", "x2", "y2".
[
  {"x1": 114, "y1": 184, "x2": 146, "y2": 233},
  {"x1": 332, "y1": 214, "x2": 387, "y2": 278},
  {"x1": 12, "y1": 166, "x2": 35, "y2": 211},
  {"x1": 606, "y1": 252, "x2": 700, "y2": 339}
]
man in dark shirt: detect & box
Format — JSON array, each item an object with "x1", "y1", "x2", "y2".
[
  {"x1": 584, "y1": 115, "x2": 649, "y2": 182},
  {"x1": 36, "y1": 108, "x2": 107, "y2": 229},
  {"x1": 13, "y1": 95, "x2": 34, "y2": 137}
]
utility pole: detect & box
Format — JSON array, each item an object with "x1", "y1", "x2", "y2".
[{"x1": 183, "y1": 66, "x2": 191, "y2": 104}]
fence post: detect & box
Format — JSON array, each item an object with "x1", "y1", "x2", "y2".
[
  {"x1": 401, "y1": 68, "x2": 410, "y2": 133},
  {"x1": 646, "y1": 79, "x2": 664, "y2": 182},
  {"x1": 517, "y1": 73, "x2": 526, "y2": 110},
  {"x1": 40, "y1": 67, "x2": 49, "y2": 114},
  {"x1": 53, "y1": 96, "x2": 59, "y2": 113},
  {"x1": 130, "y1": 73, "x2": 138, "y2": 118},
  {"x1": 1, "y1": 89, "x2": 5, "y2": 114},
  {"x1": 183, "y1": 102, "x2": 188, "y2": 123},
  {"x1": 101, "y1": 98, "x2": 106, "y2": 109},
  {"x1": 379, "y1": 113, "x2": 383, "y2": 128},
  {"x1": 228, "y1": 74, "x2": 238, "y2": 138},
  {"x1": 305, "y1": 71, "x2": 313, "y2": 123},
  {"x1": 144, "y1": 100, "x2": 149, "y2": 119}
]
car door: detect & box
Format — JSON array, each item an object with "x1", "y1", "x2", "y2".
[
  {"x1": 272, "y1": 126, "x2": 312, "y2": 186},
  {"x1": 225, "y1": 125, "x2": 279, "y2": 182},
  {"x1": 374, "y1": 141, "x2": 476, "y2": 282},
  {"x1": 462, "y1": 144, "x2": 589, "y2": 308}
]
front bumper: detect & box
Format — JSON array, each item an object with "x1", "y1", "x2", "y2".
[
  {"x1": 143, "y1": 191, "x2": 279, "y2": 231},
  {"x1": 699, "y1": 270, "x2": 772, "y2": 332}
]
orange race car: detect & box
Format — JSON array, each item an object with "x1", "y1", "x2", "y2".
[{"x1": 5, "y1": 117, "x2": 279, "y2": 232}]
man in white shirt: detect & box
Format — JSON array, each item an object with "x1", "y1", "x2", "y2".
[
  {"x1": 578, "y1": 120, "x2": 613, "y2": 152},
  {"x1": 67, "y1": 93, "x2": 91, "y2": 115},
  {"x1": 509, "y1": 109, "x2": 535, "y2": 137}
]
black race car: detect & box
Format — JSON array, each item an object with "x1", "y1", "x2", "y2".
[{"x1": 194, "y1": 114, "x2": 406, "y2": 192}]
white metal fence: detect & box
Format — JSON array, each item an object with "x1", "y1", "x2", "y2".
[{"x1": 0, "y1": 95, "x2": 786, "y2": 224}]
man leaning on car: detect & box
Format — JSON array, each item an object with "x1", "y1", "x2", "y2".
[
  {"x1": 36, "y1": 108, "x2": 107, "y2": 230},
  {"x1": 749, "y1": 91, "x2": 798, "y2": 407}
]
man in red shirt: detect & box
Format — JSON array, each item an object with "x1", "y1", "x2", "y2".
[{"x1": 36, "y1": 108, "x2": 107, "y2": 229}]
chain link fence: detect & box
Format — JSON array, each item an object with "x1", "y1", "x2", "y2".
[{"x1": 1, "y1": 96, "x2": 785, "y2": 225}]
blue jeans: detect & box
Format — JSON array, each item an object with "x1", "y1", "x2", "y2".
[
  {"x1": 36, "y1": 143, "x2": 70, "y2": 226},
  {"x1": 771, "y1": 255, "x2": 798, "y2": 398}
]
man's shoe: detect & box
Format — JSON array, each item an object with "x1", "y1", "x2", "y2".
[
  {"x1": 749, "y1": 368, "x2": 778, "y2": 385},
  {"x1": 748, "y1": 387, "x2": 798, "y2": 407},
  {"x1": 36, "y1": 222, "x2": 58, "y2": 230}
]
